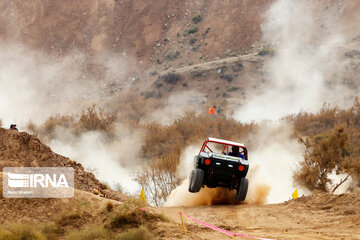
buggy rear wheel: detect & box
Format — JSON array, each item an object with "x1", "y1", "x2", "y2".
[
  {"x1": 188, "y1": 169, "x2": 204, "y2": 193},
  {"x1": 236, "y1": 178, "x2": 248, "y2": 201}
]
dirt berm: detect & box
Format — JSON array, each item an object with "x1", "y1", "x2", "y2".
[{"x1": 0, "y1": 128, "x2": 124, "y2": 200}]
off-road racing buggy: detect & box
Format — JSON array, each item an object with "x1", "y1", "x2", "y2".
[{"x1": 188, "y1": 137, "x2": 249, "y2": 201}]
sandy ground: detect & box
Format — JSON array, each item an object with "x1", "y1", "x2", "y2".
[{"x1": 158, "y1": 193, "x2": 360, "y2": 240}]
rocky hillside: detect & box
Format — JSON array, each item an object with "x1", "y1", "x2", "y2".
[
  {"x1": 2, "y1": 0, "x2": 360, "y2": 108},
  {"x1": 0, "y1": 0, "x2": 272, "y2": 65}
]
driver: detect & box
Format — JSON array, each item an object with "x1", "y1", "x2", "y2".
[{"x1": 228, "y1": 146, "x2": 245, "y2": 159}]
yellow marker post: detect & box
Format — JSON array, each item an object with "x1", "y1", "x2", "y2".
[
  {"x1": 179, "y1": 212, "x2": 187, "y2": 234},
  {"x1": 139, "y1": 187, "x2": 146, "y2": 203},
  {"x1": 292, "y1": 188, "x2": 299, "y2": 199}
]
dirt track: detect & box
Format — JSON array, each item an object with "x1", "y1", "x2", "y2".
[{"x1": 159, "y1": 192, "x2": 360, "y2": 240}]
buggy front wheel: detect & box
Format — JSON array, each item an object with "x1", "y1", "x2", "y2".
[
  {"x1": 235, "y1": 178, "x2": 248, "y2": 201},
  {"x1": 188, "y1": 169, "x2": 204, "y2": 193}
]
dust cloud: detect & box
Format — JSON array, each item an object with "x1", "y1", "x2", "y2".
[
  {"x1": 48, "y1": 125, "x2": 143, "y2": 194},
  {"x1": 245, "y1": 123, "x2": 305, "y2": 203},
  {"x1": 166, "y1": 179, "x2": 270, "y2": 207},
  {"x1": 236, "y1": 0, "x2": 348, "y2": 122},
  {"x1": 229, "y1": 0, "x2": 356, "y2": 203},
  {"x1": 0, "y1": 42, "x2": 136, "y2": 128},
  {"x1": 142, "y1": 90, "x2": 204, "y2": 125},
  {"x1": 0, "y1": 42, "x2": 88, "y2": 126},
  {"x1": 0, "y1": 40, "x2": 142, "y2": 194}
]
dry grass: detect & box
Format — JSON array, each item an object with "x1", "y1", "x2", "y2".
[
  {"x1": 105, "y1": 201, "x2": 159, "y2": 230},
  {"x1": 29, "y1": 105, "x2": 117, "y2": 140},
  {"x1": 41, "y1": 222, "x2": 59, "y2": 240},
  {"x1": 118, "y1": 226, "x2": 153, "y2": 240},
  {"x1": 66, "y1": 226, "x2": 110, "y2": 240},
  {"x1": 55, "y1": 200, "x2": 93, "y2": 230},
  {"x1": 77, "y1": 105, "x2": 116, "y2": 134},
  {"x1": 0, "y1": 223, "x2": 46, "y2": 240},
  {"x1": 0, "y1": 197, "x2": 164, "y2": 239}
]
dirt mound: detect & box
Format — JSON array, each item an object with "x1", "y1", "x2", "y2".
[
  {"x1": 0, "y1": 171, "x2": 107, "y2": 224},
  {"x1": 0, "y1": 128, "x2": 125, "y2": 201},
  {"x1": 287, "y1": 191, "x2": 360, "y2": 213}
]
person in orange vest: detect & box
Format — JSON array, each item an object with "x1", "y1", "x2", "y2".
[{"x1": 208, "y1": 106, "x2": 217, "y2": 115}]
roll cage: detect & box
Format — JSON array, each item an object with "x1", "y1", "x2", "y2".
[{"x1": 199, "y1": 137, "x2": 248, "y2": 160}]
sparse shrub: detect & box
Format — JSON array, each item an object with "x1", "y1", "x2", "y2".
[
  {"x1": 149, "y1": 70, "x2": 158, "y2": 76},
  {"x1": 202, "y1": 27, "x2": 210, "y2": 37},
  {"x1": 287, "y1": 100, "x2": 360, "y2": 192},
  {"x1": 258, "y1": 47, "x2": 274, "y2": 56},
  {"x1": 285, "y1": 103, "x2": 338, "y2": 136},
  {"x1": 107, "y1": 201, "x2": 160, "y2": 229},
  {"x1": 32, "y1": 105, "x2": 117, "y2": 140},
  {"x1": 108, "y1": 208, "x2": 141, "y2": 229},
  {"x1": 135, "y1": 160, "x2": 180, "y2": 206},
  {"x1": 344, "y1": 50, "x2": 360, "y2": 58},
  {"x1": 227, "y1": 86, "x2": 240, "y2": 92},
  {"x1": 192, "y1": 45, "x2": 200, "y2": 51},
  {"x1": 231, "y1": 62, "x2": 243, "y2": 72},
  {"x1": 27, "y1": 120, "x2": 38, "y2": 135},
  {"x1": 144, "y1": 91, "x2": 161, "y2": 99},
  {"x1": 55, "y1": 200, "x2": 93, "y2": 229},
  {"x1": 220, "y1": 74, "x2": 234, "y2": 83},
  {"x1": 187, "y1": 27, "x2": 198, "y2": 35},
  {"x1": 41, "y1": 222, "x2": 59, "y2": 240},
  {"x1": 189, "y1": 38, "x2": 197, "y2": 46},
  {"x1": 106, "y1": 201, "x2": 114, "y2": 212},
  {"x1": 190, "y1": 70, "x2": 202, "y2": 78},
  {"x1": 164, "y1": 51, "x2": 180, "y2": 60},
  {"x1": 222, "y1": 92, "x2": 230, "y2": 98},
  {"x1": 66, "y1": 226, "x2": 109, "y2": 240},
  {"x1": 159, "y1": 73, "x2": 181, "y2": 85},
  {"x1": 294, "y1": 127, "x2": 354, "y2": 192},
  {"x1": 113, "y1": 183, "x2": 124, "y2": 193},
  {"x1": 101, "y1": 183, "x2": 110, "y2": 190},
  {"x1": 192, "y1": 14, "x2": 203, "y2": 24},
  {"x1": 0, "y1": 223, "x2": 46, "y2": 240},
  {"x1": 42, "y1": 115, "x2": 75, "y2": 136},
  {"x1": 78, "y1": 105, "x2": 117, "y2": 134},
  {"x1": 56, "y1": 212, "x2": 82, "y2": 228},
  {"x1": 154, "y1": 79, "x2": 163, "y2": 89},
  {"x1": 118, "y1": 226, "x2": 153, "y2": 240}
]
